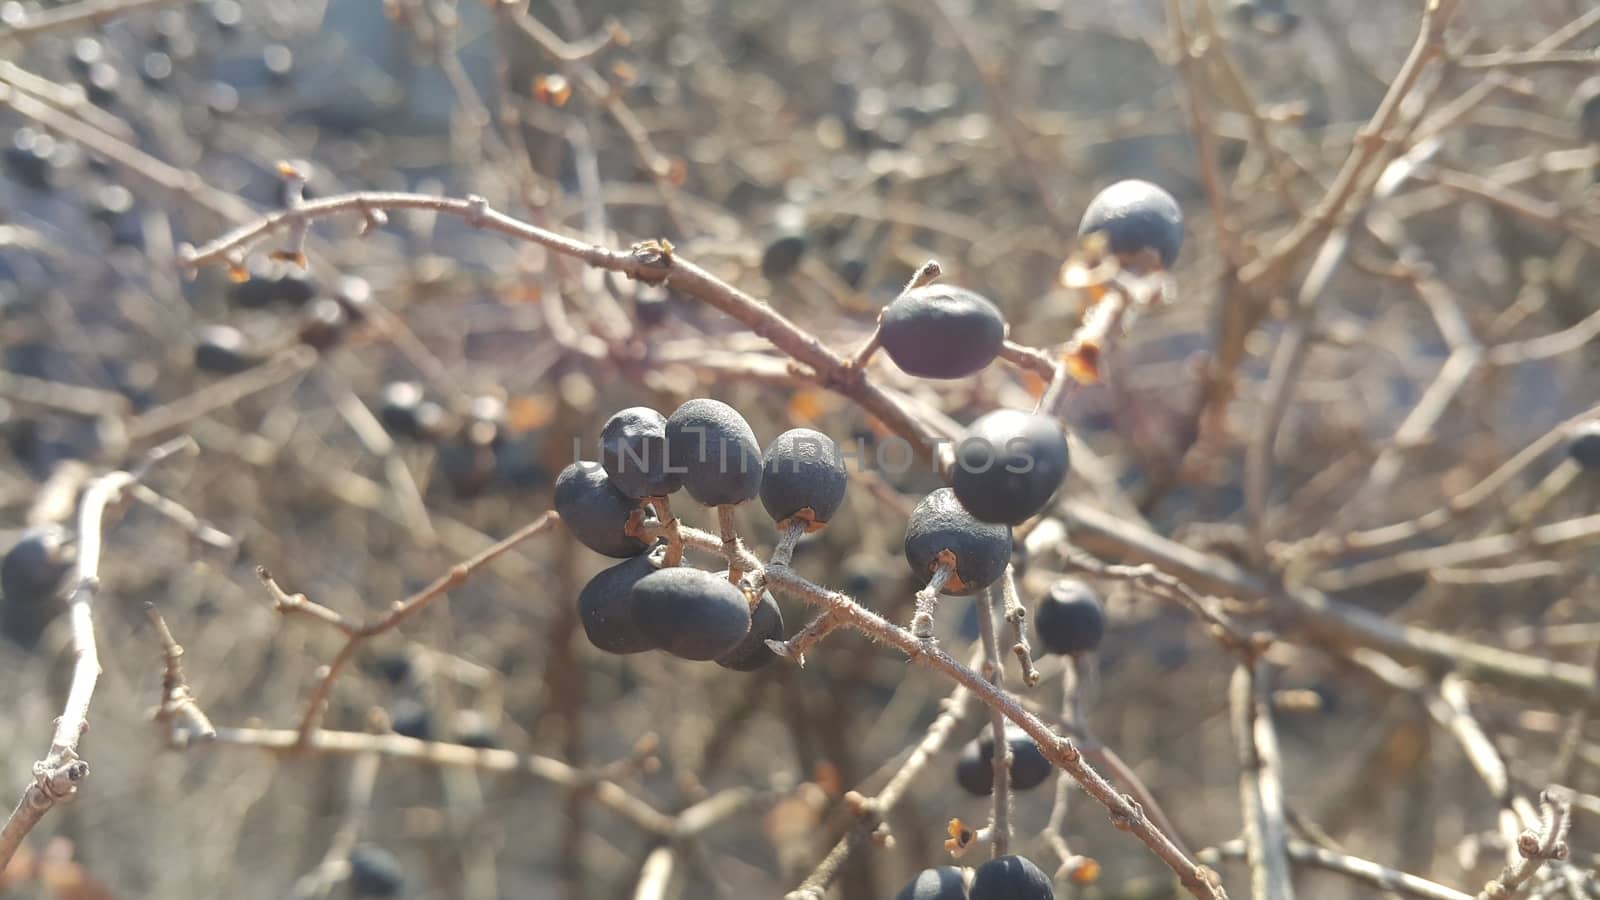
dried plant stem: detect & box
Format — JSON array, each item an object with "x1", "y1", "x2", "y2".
[
  {"x1": 1474, "y1": 791, "x2": 1573, "y2": 900},
  {"x1": 978, "y1": 585, "x2": 1012, "y2": 857},
  {"x1": 270, "y1": 512, "x2": 559, "y2": 745},
  {"x1": 1229, "y1": 664, "x2": 1296, "y2": 900},
  {"x1": 0, "y1": 0, "x2": 195, "y2": 44},
  {"x1": 910, "y1": 560, "x2": 955, "y2": 640},
  {"x1": 0, "y1": 436, "x2": 195, "y2": 874},
  {"x1": 997, "y1": 567, "x2": 1041, "y2": 687},
  {"x1": 1200, "y1": 840, "x2": 1471, "y2": 900}
]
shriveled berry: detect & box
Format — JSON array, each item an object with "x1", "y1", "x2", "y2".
[
  {"x1": 193, "y1": 325, "x2": 259, "y2": 374},
  {"x1": 761, "y1": 233, "x2": 807, "y2": 280},
  {"x1": 601, "y1": 407, "x2": 682, "y2": 498},
  {"x1": 554, "y1": 462, "x2": 649, "y2": 559},
  {"x1": 895, "y1": 866, "x2": 968, "y2": 900},
  {"x1": 630, "y1": 567, "x2": 751, "y2": 661},
  {"x1": 715, "y1": 577, "x2": 783, "y2": 671},
  {"x1": 1034, "y1": 578, "x2": 1105, "y2": 656},
  {"x1": 955, "y1": 725, "x2": 1052, "y2": 796},
  {"x1": 665, "y1": 399, "x2": 763, "y2": 507},
  {"x1": 1570, "y1": 421, "x2": 1600, "y2": 469},
  {"x1": 1078, "y1": 179, "x2": 1184, "y2": 270},
  {"x1": 1575, "y1": 78, "x2": 1600, "y2": 146},
  {"x1": 348, "y1": 844, "x2": 405, "y2": 897},
  {"x1": 904, "y1": 488, "x2": 1011, "y2": 596},
  {"x1": 760, "y1": 428, "x2": 848, "y2": 530},
  {"x1": 880, "y1": 285, "x2": 1006, "y2": 380},
  {"x1": 951, "y1": 410, "x2": 1069, "y2": 525},
  {"x1": 970, "y1": 855, "x2": 1053, "y2": 900},
  {"x1": 578, "y1": 553, "x2": 660, "y2": 654}
]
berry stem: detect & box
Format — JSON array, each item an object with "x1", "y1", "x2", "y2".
[
  {"x1": 647, "y1": 496, "x2": 684, "y2": 568},
  {"x1": 717, "y1": 505, "x2": 746, "y2": 583},
  {"x1": 910, "y1": 555, "x2": 956, "y2": 640},
  {"x1": 769, "y1": 520, "x2": 805, "y2": 568},
  {"x1": 977, "y1": 584, "x2": 1012, "y2": 857},
  {"x1": 998, "y1": 566, "x2": 1041, "y2": 687}
]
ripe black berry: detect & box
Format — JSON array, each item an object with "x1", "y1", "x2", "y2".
[
  {"x1": 578, "y1": 553, "x2": 660, "y2": 655},
  {"x1": 761, "y1": 233, "x2": 807, "y2": 280},
  {"x1": 298, "y1": 298, "x2": 348, "y2": 350},
  {"x1": 904, "y1": 488, "x2": 1012, "y2": 596},
  {"x1": 634, "y1": 285, "x2": 671, "y2": 327},
  {"x1": 1, "y1": 525, "x2": 73, "y2": 645},
  {"x1": 715, "y1": 578, "x2": 783, "y2": 671},
  {"x1": 5, "y1": 129, "x2": 59, "y2": 192},
  {"x1": 1078, "y1": 179, "x2": 1184, "y2": 270},
  {"x1": 1034, "y1": 578, "x2": 1105, "y2": 656},
  {"x1": 1575, "y1": 77, "x2": 1600, "y2": 144},
  {"x1": 554, "y1": 463, "x2": 649, "y2": 559},
  {"x1": 629, "y1": 567, "x2": 751, "y2": 661},
  {"x1": 955, "y1": 725, "x2": 1052, "y2": 796},
  {"x1": 193, "y1": 325, "x2": 260, "y2": 374},
  {"x1": 378, "y1": 382, "x2": 446, "y2": 441},
  {"x1": 894, "y1": 866, "x2": 968, "y2": 900},
  {"x1": 969, "y1": 855, "x2": 1053, "y2": 900},
  {"x1": 879, "y1": 285, "x2": 1005, "y2": 380},
  {"x1": 760, "y1": 428, "x2": 848, "y2": 530},
  {"x1": 664, "y1": 399, "x2": 763, "y2": 507},
  {"x1": 951, "y1": 410, "x2": 1069, "y2": 525},
  {"x1": 347, "y1": 844, "x2": 405, "y2": 897},
  {"x1": 388, "y1": 698, "x2": 431, "y2": 740},
  {"x1": 601, "y1": 407, "x2": 682, "y2": 499},
  {"x1": 1569, "y1": 420, "x2": 1600, "y2": 470}
]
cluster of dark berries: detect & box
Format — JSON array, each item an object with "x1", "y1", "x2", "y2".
[
  {"x1": 194, "y1": 270, "x2": 373, "y2": 375},
  {"x1": 376, "y1": 382, "x2": 542, "y2": 497},
  {"x1": 560, "y1": 399, "x2": 848, "y2": 669},
  {"x1": 894, "y1": 855, "x2": 1055, "y2": 900}
]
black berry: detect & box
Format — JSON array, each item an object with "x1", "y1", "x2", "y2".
[
  {"x1": 378, "y1": 382, "x2": 446, "y2": 441},
  {"x1": 951, "y1": 410, "x2": 1069, "y2": 525},
  {"x1": 298, "y1": 298, "x2": 348, "y2": 350},
  {"x1": 715, "y1": 577, "x2": 783, "y2": 671},
  {"x1": 578, "y1": 553, "x2": 660, "y2": 655},
  {"x1": 554, "y1": 463, "x2": 649, "y2": 559},
  {"x1": 630, "y1": 567, "x2": 751, "y2": 661},
  {"x1": 759, "y1": 428, "x2": 848, "y2": 530},
  {"x1": 904, "y1": 488, "x2": 1012, "y2": 596},
  {"x1": 1078, "y1": 179, "x2": 1184, "y2": 270},
  {"x1": 664, "y1": 399, "x2": 763, "y2": 507},
  {"x1": 601, "y1": 407, "x2": 682, "y2": 499},
  {"x1": 193, "y1": 325, "x2": 260, "y2": 374},
  {"x1": 1580, "y1": 77, "x2": 1600, "y2": 145},
  {"x1": 894, "y1": 866, "x2": 968, "y2": 900},
  {"x1": 452, "y1": 710, "x2": 498, "y2": 749},
  {"x1": 347, "y1": 844, "x2": 405, "y2": 897},
  {"x1": 969, "y1": 855, "x2": 1053, "y2": 900},
  {"x1": 879, "y1": 284, "x2": 1005, "y2": 380},
  {"x1": 1034, "y1": 578, "x2": 1105, "y2": 656},
  {"x1": 1569, "y1": 421, "x2": 1600, "y2": 470},
  {"x1": 1, "y1": 525, "x2": 73, "y2": 646},
  {"x1": 761, "y1": 233, "x2": 807, "y2": 280},
  {"x1": 389, "y1": 698, "x2": 431, "y2": 740},
  {"x1": 955, "y1": 725, "x2": 1052, "y2": 796}
]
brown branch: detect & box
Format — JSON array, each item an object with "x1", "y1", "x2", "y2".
[
  {"x1": 1229, "y1": 664, "x2": 1295, "y2": 900},
  {"x1": 1200, "y1": 839, "x2": 1471, "y2": 900},
  {"x1": 0, "y1": 436, "x2": 195, "y2": 873}
]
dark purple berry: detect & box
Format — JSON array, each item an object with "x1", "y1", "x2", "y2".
[
  {"x1": 630, "y1": 567, "x2": 751, "y2": 661},
  {"x1": 348, "y1": 844, "x2": 404, "y2": 897},
  {"x1": 895, "y1": 866, "x2": 968, "y2": 900},
  {"x1": 601, "y1": 407, "x2": 682, "y2": 499},
  {"x1": 1569, "y1": 420, "x2": 1600, "y2": 470},
  {"x1": 955, "y1": 725, "x2": 1053, "y2": 796},
  {"x1": 1078, "y1": 179, "x2": 1184, "y2": 269},
  {"x1": 579, "y1": 553, "x2": 660, "y2": 655},
  {"x1": 1034, "y1": 578, "x2": 1104, "y2": 656},
  {"x1": 970, "y1": 855, "x2": 1052, "y2": 900},
  {"x1": 904, "y1": 488, "x2": 1011, "y2": 596},
  {"x1": 879, "y1": 285, "x2": 1005, "y2": 380},
  {"x1": 759, "y1": 428, "x2": 848, "y2": 530},
  {"x1": 664, "y1": 399, "x2": 763, "y2": 507},
  {"x1": 951, "y1": 410, "x2": 1069, "y2": 525},
  {"x1": 554, "y1": 463, "x2": 649, "y2": 559},
  {"x1": 715, "y1": 577, "x2": 783, "y2": 671}
]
